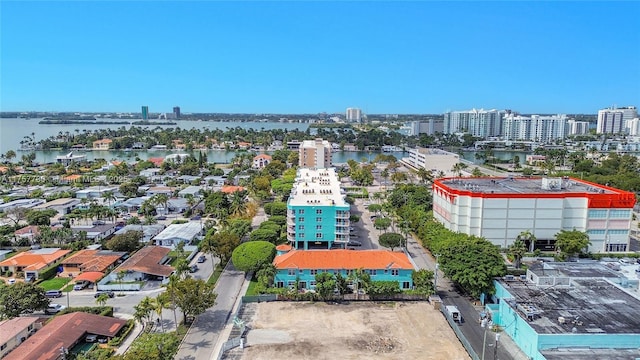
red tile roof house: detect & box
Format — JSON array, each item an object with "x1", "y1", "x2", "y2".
[
  {"x1": 0, "y1": 248, "x2": 71, "y2": 281},
  {"x1": 0, "y1": 317, "x2": 41, "y2": 358},
  {"x1": 60, "y1": 249, "x2": 126, "y2": 278},
  {"x1": 100, "y1": 246, "x2": 175, "y2": 291},
  {"x1": 273, "y1": 249, "x2": 415, "y2": 292},
  {"x1": 252, "y1": 154, "x2": 272, "y2": 169},
  {"x1": 3, "y1": 313, "x2": 127, "y2": 360},
  {"x1": 14, "y1": 225, "x2": 41, "y2": 242}
]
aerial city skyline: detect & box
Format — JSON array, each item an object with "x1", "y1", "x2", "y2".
[{"x1": 1, "y1": 1, "x2": 639, "y2": 114}]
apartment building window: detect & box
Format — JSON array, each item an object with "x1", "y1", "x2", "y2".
[
  {"x1": 298, "y1": 209, "x2": 305, "y2": 214},
  {"x1": 298, "y1": 233, "x2": 305, "y2": 238},
  {"x1": 310, "y1": 269, "x2": 317, "y2": 275},
  {"x1": 316, "y1": 225, "x2": 322, "y2": 230},
  {"x1": 587, "y1": 230, "x2": 605, "y2": 235},
  {"x1": 316, "y1": 233, "x2": 323, "y2": 239},
  {"x1": 316, "y1": 217, "x2": 322, "y2": 222},
  {"x1": 402, "y1": 282, "x2": 411, "y2": 289},
  {"x1": 369, "y1": 270, "x2": 377, "y2": 276},
  {"x1": 276, "y1": 281, "x2": 284, "y2": 288},
  {"x1": 310, "y1": 281, "x2": 316, "y2": 287},
  {"x1": 588, "y1": 210, "x2": 607, "y2": 218},
  {"x1": 606, "y1": 243, "x2": 627, "y2": 252},
  {"x1": 333, "y1": 270, "x2": 340, "y2": 275},
  {"x1": 288, "y1": 269, "x2": 295, "y2": 276},
  {"x1": 298, "y1": 217, "x2": 304, "y2": 222},
  {"x1": 391, "y1": 269, "x2": 399, "y2": 276},
  {"x1": 608, "y1": 230, "x2": 628, "y2": 235},
  {"x1": 298, "y1": 225, "x2": 305, "y2": 230},
  {"x1": 316, "y1": 209, "x2": 322, "y2": 214},
  {"x1": 610, "y1": 210, "x2": 631, "y2": 218},
  {"x1": 288, "y1": 281, "x2": 295, "y2": 288}
]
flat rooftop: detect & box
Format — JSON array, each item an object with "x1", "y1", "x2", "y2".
[
  {"x1": 541, "y1": 348, "x2": 640, "y2": 360},
  {"x1": 288, "y1": 168, "x2": 348, "y2": 207},
  {"x1": 438, "y1": 177, "x2": 622, "y2": 195},
  {"x1": 528, "y1": 261, "x2": 624, "y2": 279},
  {"x1": 500, "y1": 278, "x2": 640, "y2": 335}
]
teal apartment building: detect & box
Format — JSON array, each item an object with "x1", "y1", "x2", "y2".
[
  {"x1": 286, "y1": 168, "x2": 350, "y2": 250},
  {"x1": 273, "y1": 248, "x2": 415, "y2": 291},
  {"x1": 486, "y1": 262, "x2": 640, "y2": 360}
]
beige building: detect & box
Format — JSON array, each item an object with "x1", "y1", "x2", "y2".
[
  {"x1": 0, "y1": 317, "x2": 40, "y2": 358},
  {"x1": 92, "y1": 139, "x2": 112, "y2": 150},
  {"x1": 299, "y1": 139, "x2": 332, "y2": 168}
]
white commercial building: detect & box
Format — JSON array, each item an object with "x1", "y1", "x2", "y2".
[
  {"x1": 407, "y1": 119, "x2": 444, "y2": 136},
  {"x1": 502, "y1": 114, "x2": 567, "y2": 143},
  {"x1": 626, "y1": 117, "x2": 640, "y2": 136},
  {"x1": 346, "y1": 108, "x2": 362, "y2": 122},
  {"x1": 153, "y1": 222, "x2": 203, "y2": 247},
  {"x1": 432, "y1": 177, "x2": 635, "y2": 253},
  {"x1": 401, "y1": 148, "x2": 461, "y2": 177},
  {"x1": 443, "y1": 109, "x2": 505, "y2": 138},
  {"x1": 299, "y1": 139, "x2": 332, "y2": 168}
]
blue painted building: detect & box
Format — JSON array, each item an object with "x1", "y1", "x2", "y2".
[
  {"x1": 273, "y1": 249, "x2": 415, "y2": 291},
  {"x1": 487, "y1": 262, "x2": 640, "y2": 360},
  {"x1": 286, "y1": 168, "x2": 350, "y2": 250}
]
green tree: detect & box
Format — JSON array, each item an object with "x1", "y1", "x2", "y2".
[
  {"x1": 226, "y1": 218, "x2": 252, "y2": 239},
  {"x1": 119, "y1": 182, "x2": 140, "y2": 198},
  {"x1": 315, "y1": 272, "x2": 336, "y2": 301},
  {"x1": 249, "y1": 228, "x2": 280, "y2": 244},
  {"x1": 555, "y1": 229, "x2": 591, "y2": 258},
  {"x1": 133, "y1": 296, "x2": 156, "y2": 330},
  {"x1": 116, "y1": 332, "x2": 180, "y2": 360},
  {"x1": 508, "y1": 239, "x2": 527, "y2": 269},
  {"x1": 173, "y1": 277, "x2": 217, "y2": 323},
  {"x1": 347, "y1": 269, "x2": 371, "y2": 300},
  {"x1": 411, "y1": 269, "x2": 434, "y2": 295},
  {"x1": 0, "y1": 282, "x2": 49, "y2": 319},
  {"x1": 373, "y1": 218, "x2": 392, "y2": 233},
  {"x1": 95, "y1": 293, "x2": 109, "y2": 307},
  {"x1": 26, "y1": 209, "x2": 57, "y2": 226},
  {"x1": 256, "y1": 263, "x2": 277, "y2": 289},
  {"x1": 231, "y1": 241, "x2": 276, "y2": 273},
  {"x1": 116, "y1": 270, "x2": 127, "y2": 295},
  {"x1": 105, "y1": 231, "x2": 143, "y2": 253},
  {"x1": 203, "y1": 230, "x2": 241, "y2": 264},
  {"x1": 367, "y1": 281, "x2": 401, "y2": 298},
  {"x1": 378, "y1": 232, "x2": 404, "y2": 251}
]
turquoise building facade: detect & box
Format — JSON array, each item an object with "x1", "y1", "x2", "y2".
[{"x1": 286, "y1": 168, "x2": 350, "y2": 250}]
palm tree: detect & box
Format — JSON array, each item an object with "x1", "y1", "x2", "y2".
[
  {"x1": 508, "y1": 239, "x2": 527, "y2": 269},
  {"x1": 153, "y1": 294, "x2": 170, "y2": 332},
  {"x1": 229, "y1": 191, "x2": 247, "y2": 217},
  {"x1": 416, "y1": 168, "x2": 432, "y2": 185},
  {"x1": 165, "y1": 275, "x2": 180, "y2": 331},
  {"x1": 116, "y1": 270, "x2": 127, "y2": 295},
  {"x1": 153, "y1": 194, "x2": 170, "y2": 215},
  {"x1": 102, "y1": 190, "x2": 116, "y2": 207},
  {"x1": 516, "y1": 230, "x2": 537, "y2": 253},
  {"x1": 133, "y1": 296, "x2": 155, "y2": 331},
  {"x1": 347, "y1": 269, "x2": 371, "y2": 300},
  {"x1": 451, "y1": 162, "x2": 468, "y2": 178},
  {"x1": 95, "y1": 293, "x2": 109, "y2": 307}
]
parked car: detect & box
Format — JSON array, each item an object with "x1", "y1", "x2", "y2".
[
  {"x1": 191, "y1": 215, "x2": 201, "y2": 221},
  {"x1": 197, "y1": 255, "x2": 206, "y2": 263},
  {"x1": 619, "y1": 258, "x2": 630, "y2": 264},
  {"x1": 189, "y1": 265, "x2": 199, "y2": 273},
  {"x1": 74, "y1": 281, "x2": 89, "y2": 291},
  {"x1": 92, "y1": 220, "x2": 106, "y2": 225},
  {"x1": 94, "y1": 290, "x2": 115, "y2": 298},
  {"x1": 156, "y1": 215, "x2": 167, "y2": 220},
  {"x1": 7, "y1": 278, "x2": 16, "y2": 285},
  {"x1": 45, "y1": 290, "x2": 63, "y2": 298},
  {"x1": 85, "y1": 334, "x2": 98, "y2": 343},
  {"x1": 347, "y1": 240, "x2": 362, "y2": 247},
  {"x1": 45, "y1": 304, "x2": 66, "y2": 315}
]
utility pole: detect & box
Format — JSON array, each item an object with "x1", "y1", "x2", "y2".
[
  {"x1": 494, "y1": 333, "x2": 501, "y2": 360},
  {"x1": 434, "y1": 254, "x2": 440, "y2": 294}
]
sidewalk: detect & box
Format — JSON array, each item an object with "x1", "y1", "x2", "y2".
[
  {"x1": 210, "y1": 276, "x2": 251, "y2": 359},
  {"x1": 113, "y1": 313, "x2": 140, "y2": 356}
]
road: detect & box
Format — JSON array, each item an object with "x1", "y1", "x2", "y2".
[{"x1": 174, "y1": 206, "x2": 267, "y2": 360}]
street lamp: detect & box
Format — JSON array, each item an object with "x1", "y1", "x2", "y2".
[
  {"x1": 434, "y1": 254, "x2": 440, "y2": 294},
  {"x1": 480, "y1": 318, "x2": 488, "y2": 360}
]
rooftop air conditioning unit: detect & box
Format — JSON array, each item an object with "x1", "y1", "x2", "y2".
[{"x1": 504, "y1": 275, "x2": 515, "y2": 281}]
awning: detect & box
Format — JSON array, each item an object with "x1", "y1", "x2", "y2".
[{"x1": 74, "y1": 272, "x2": 104, "y2": 283}]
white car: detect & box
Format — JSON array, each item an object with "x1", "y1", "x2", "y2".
[
  {"x1": 7, "y1": 278, "x2": 16, "y2": 285},
  {"x1": 45, "y1": 304, "x2": 66, "y2": 314}
]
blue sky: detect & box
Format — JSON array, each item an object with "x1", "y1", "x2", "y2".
[{"x1": 1, "y1": 1, "x2": 639, "y2": 114}]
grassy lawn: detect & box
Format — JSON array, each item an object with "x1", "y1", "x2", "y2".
[
  {"x1": 207, "y1": 263, "x2": 224, "y2": 286},
  {"x1": 39, "y1": 277, "x2": 71, "y2": 291},
  {"x1": 245, "y1": 278, "x2": 260, "y2": 296}
]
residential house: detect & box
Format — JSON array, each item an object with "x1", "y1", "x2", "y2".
[
  {"x1": 114, "y1": 224, "x2": 165, "y2": 243},
  {"x1": 237, "y1": 141, "x2": 251, "y2": 150},
  {"x1": 92, "y1": 139, "x2": 112, "y2": 150},
  {"x1": 146, "y1": 186, "x2": 175, "y2": 197},
  {"x1": 178, "y1": 186, "x2": 203, "y2": 199},
  {"x1": 132, "y1": 142, "x2": 145, "y2": 149},
  {"x1": 139, "y1": 168, "x2": 162, "y2": 178},
  {"x1": 0, "y1": 248, "x2": 71, "y2": 280},
  {"x1": 0, "y1": 317, "x2": 41, "y2": 359},
  {"x1": 4, "y1": 313, "x2": 127, "y2": 360},
  {"x1": 253, "y1": 154, "x2": 272, "y2": 169},
  {"x1": 0, "y1": 199, "x2": 46, "y2": 213},
  {"x1": 14, "y1": 225, "x2": 41, "y2": 242},
  {"x1": 75, "y1": 186, "x2": 119, "y2": 199},
  {"x1": 149, "y1": 144, "x2": 168, "y2": 151},
  {"x1": 55, "y1": 152, "x2": 87, "y2": 167},
  {"x1": 71, "y1": 223, "x2": 118, "y2": 242},
  {"x1": 273, "y1": 249, "x2": 415, "y2": 291},
  {"x1": 31, "y1": 198, "x2": 79, "y2": 216},
  {"x1": 60, "y1": 249, "x2": 126, "y2": 277},
  {"x1": 148, "y1": 157, "x2": 164, "y2": 167},
  {"x1": 153, "y1": 222, "x2": 203, "y2": 247},
  {"x1": 221, "y1": 185, "x2": 246, "y2": 194},
  {"x1": 178, "y1": 175, "x2": 201, "y2": 184},
  {"x1": 111, "y1": 246, "x2": 174, "y2": 282}
]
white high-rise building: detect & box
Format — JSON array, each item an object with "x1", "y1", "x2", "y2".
[
  {"x1": 597, "y1": 107, "x2": 636, "y2": 134},
  {"x1": 443, "y1": 109, "x2": 504, "y2": 138},
  {"x1": 407, "y1": 119, "x2": 444, "y2": 136},
  {"x1": 567, "y1": 119, "x2": 590, "y2": 135},
  {"x1": 627, "y1": 118, "x2": 640, "y2": 136},
  {"x1": 502, "y1": 114, "x2": 567, "y2": 143},
  {"x1": 346, "y1": 108, "x2": 362, "y2": 122}
]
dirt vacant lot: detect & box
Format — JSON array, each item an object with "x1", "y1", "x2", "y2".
[{"x1": 241, "y1": 301, "x2": 470, "y2": 360}]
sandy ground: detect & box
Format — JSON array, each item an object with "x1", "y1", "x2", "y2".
[{"x1": 241, "y1": 302, "x2": 470, "y2": 360}]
